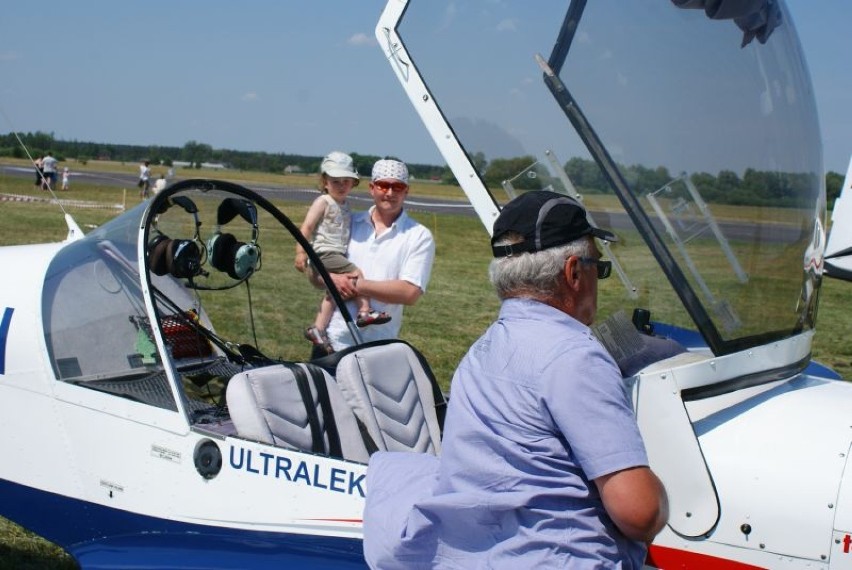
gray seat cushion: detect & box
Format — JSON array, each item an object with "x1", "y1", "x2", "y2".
[
  {"x1": 227, "y1": 363, "x2": 369, "y2": 463},
  {"x1": 335, "y1": 343, "x2": 442, "y2": 455}
]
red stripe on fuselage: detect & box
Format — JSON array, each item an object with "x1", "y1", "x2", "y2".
[{"x1": 646, "y1": 545, "x2": 767, "y2": 569}]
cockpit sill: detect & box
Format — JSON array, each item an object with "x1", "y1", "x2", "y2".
[{"x1": 634, "y1": 327, "x2": 815, "y2": 407}]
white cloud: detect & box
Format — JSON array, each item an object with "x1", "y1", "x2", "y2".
[
  {"x1": 496, "y1": 18, "x2": 516, "y2": 32},
  {"x1": 348, "y1": 33, "x2": 375, "y2": 47},
  {"x1": 241, "y1": 92, "x2": 259, "y2": 102},
  {"x1": 0, "y1": 52, "x2": 19, "y2": 62},
  {"x1": 440, "y1": 3, "x2": 458, "y2": 31}
]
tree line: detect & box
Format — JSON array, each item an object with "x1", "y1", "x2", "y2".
[
  {"x1": 0, "y1": 131, "x2": 445, "y2": 182},
  {"x1": 1, "y1": 131, "x2": 843, "y2": 208},
  {"x1": 476, "y1": 154, "x2": 845, "y2": 210}
]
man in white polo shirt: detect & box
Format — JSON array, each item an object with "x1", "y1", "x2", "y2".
[{"x1": 325, "y1": 158, "x2": 435, "y2": 351}]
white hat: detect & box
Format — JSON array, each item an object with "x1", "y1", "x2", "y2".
[
  {"x1": 371, "y1": 159, "x2": 409, "y2": 185},
  {"x1": 321, "y1": 151, "x2": 360, "y2": 180}
]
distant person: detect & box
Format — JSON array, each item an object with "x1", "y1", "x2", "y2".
[
  {"x1": 324, "y1": 158, "x2": 435, "y2": 351},
  {"x1": 33, "y1": 156, "x2": 44, "y2": 188},
  {"x1": 61, "y1": 167, "x2": 70, "y2": 191},
  {"x1": 364, "y1": 191, "x2": 668, "y2": 569},
  {"x1": 295, "y1": 151, "x2": 391, "y2": 353},
  {"x1": 41, "y1": 152, "x2": 58, "y2": 190},
  {"x1": 153, "y1": 173, "x2": 167, "y2": 194},
  {"x1": 138, "y1": 160, "x2": 151, "y2": 198}
]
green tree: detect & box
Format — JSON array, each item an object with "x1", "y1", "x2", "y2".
[
  {"x1": 182, "y1": 140, "x2": 213, "y2": 165},
  {"x1": 564, "y1": 156, "x2": 608, "y2": 193},
  {"x1": 471, "y1": 151, "x2": 487, "y2": 175},
  {"x1": 827, "y1": 170, "x2": 843, "y2": 210},
  {"x1": 483, "y1": 155, "x2": 536, "y2": 189}
]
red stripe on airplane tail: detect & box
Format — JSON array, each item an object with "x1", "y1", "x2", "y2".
[{"x1": 647, "y1": 545, "x2": 767, "y2": 569}]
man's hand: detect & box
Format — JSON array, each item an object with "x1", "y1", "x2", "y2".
[{"x1": 329, "y1": 272, "x2": 359, "y2": 299}]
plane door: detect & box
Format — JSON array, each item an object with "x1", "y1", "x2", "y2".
[{"x1": 831, "y1": 442, "x2": 852, "y2": 569}]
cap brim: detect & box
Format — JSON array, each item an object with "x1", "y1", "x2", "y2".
[
  {"x1": 590, "y1": 227, "x2": 618, "y2": 243},
  {"x1": 324, "y1": 168, "x2": 360, "y2": 180}
]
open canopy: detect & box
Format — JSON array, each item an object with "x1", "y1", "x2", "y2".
[{"x1": 384, "y1": 0, "x2": 824, "y2": 356}]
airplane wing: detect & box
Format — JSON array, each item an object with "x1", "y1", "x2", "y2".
[{"x1": 824, "y1": 155, "x2": 852, "y2": 280}]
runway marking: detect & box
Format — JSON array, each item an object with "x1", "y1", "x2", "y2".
[{"x1": 0, "y1": 193, "x2": 123, "y2": 210}]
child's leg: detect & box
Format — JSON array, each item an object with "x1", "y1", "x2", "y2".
[
  {"x1": 352, "y1": 268, "x2": 371, "y2": 315},
  {"x1": 314, "y1": 293, "x2": 335, "y2": 330},
  {"x1": 356, "y1": 295, "x2": 371, "y2": 315}
]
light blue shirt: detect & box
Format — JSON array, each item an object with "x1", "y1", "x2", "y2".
[{"x1": 364, "y1": 298, "x2": 649, "y2": 569}]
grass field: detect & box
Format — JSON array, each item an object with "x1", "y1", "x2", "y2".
[{"x1": 0, "y1": 160, "x2": 850, "y2": 568}]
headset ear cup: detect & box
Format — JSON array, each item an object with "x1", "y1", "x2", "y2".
[
  {"x1": 209, "y1": 233, "x2": 237, "y2": 275},
  {"x1": 148, "y1": 235, "x2": 172, "y2": 276},
  {"x1": 167, "y1": 239, "x2": 202, "y2": 279},
  {"x1": 233, "y1": 243, "x2": 260, "y2": 280}
]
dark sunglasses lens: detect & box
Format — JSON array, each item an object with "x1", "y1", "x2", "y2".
[{"x1": 597, "y1": 260, "x2": 612, "y2": 279}]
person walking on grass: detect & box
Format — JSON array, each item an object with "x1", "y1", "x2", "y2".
[{"x1": 138, "y1": 160, "x2": 151, "y2": 198}]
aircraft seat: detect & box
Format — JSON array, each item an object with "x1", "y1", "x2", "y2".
[
  {"x1": 226, "y1": 363, "x2": 370, "y2": 463},
  {"x1": 331, "y1": 341, "x2": 445, "y2": 455}
]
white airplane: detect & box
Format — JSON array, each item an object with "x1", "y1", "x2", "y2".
[{"x1": 0, "y1": 2, "x2": 849, "y2": 570}]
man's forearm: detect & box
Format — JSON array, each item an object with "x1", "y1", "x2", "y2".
[{"x1": 356, "y1": 278, "x2": 423, "y2": 305}]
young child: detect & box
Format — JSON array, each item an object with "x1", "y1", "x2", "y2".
[
  {"x1": 295, "y1": 151, "x2": 390, "y2": 353},
  {"x1": 61, "y1": 167, "x2": 70, "y2": 191}
]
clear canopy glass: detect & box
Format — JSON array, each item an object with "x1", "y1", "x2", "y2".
[{"x1": 395, "y1": 0, "x2": 824, "y2": 355}]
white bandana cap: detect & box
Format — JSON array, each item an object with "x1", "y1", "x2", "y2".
[{"x1": 371, "y1": 159, "x2": 409, "y2": 185}]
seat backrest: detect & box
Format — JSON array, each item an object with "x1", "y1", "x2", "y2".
[
  {"x1": 226, "y1": 363, "x2": 370, "y2": 463},
  {"x1": 333, "y1": 341, "x2": 445, "y2": 455}
]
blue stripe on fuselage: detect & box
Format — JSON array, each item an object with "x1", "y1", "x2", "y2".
[
  {"x1": 0, "y1": 476, "x2": 366, "y2": 568},
  {"x1": 0, "y1": 307, "x2": 13, "y2": 375}
]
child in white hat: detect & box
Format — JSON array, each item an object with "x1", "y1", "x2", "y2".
[{"x1": 295, "y1": 151, "x2": 391, "y2": 353}]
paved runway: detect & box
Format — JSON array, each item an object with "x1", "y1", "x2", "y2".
[
  {"x1": 0, "y1": 163, "x2": 477, "y2": 216},
  {"x1": 1, "y1": 163, "x2": 802, "y2": 243}
]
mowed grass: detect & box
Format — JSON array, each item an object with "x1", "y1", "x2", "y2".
[{"x1": 1, "y1": 162, "x2": 851, "y2": 567}]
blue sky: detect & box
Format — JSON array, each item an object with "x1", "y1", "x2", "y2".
[{"x1": 0, "y1": 1, "x2": 849, "y2": 173}]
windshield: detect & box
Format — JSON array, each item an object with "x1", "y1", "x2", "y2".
[
  {"x1": 42, "y1": 179, "x2": 358, "y2": 414},
  {"x1": 392, "y1": 0, "x2": 823, "y2": 355},
  {"x1": 43, "y1": 202, "x2": 167, "y2": 382}
]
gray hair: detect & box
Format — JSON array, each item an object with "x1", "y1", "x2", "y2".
[{"x1": 489, "y1": 232, "x2": 594, "y2": 301}]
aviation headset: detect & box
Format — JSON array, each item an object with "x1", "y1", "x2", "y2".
[
  {"x1": 207, "y1": 198, "x2": 261, "y2": 280},
  {"x1": 148, "y1": 196, "x2": 205, "y2": 279}
]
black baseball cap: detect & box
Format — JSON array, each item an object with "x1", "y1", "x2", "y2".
[{"x1": 491, "y1": 191, "x2": 617, "y2": 258}]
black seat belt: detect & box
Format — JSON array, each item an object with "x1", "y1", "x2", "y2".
[
  {"x1": 287, "y1": 363, "x2": 323, "y2": 454},
  {"x1": 304, "y1": 364, "x2": 342, "y2": 459}
]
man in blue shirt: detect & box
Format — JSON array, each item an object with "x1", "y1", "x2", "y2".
[{"x1": 364, "y1": 191, "x2": 668, "y2": 569}]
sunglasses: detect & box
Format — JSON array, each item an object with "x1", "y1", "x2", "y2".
[
  {"x1": 373, "y1": 180, "x2": 408, "y2": 193},
  {"x1": 577, "y1": 257, "x2": 612, "y2": 280}
]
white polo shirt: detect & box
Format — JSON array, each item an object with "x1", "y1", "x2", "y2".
[{"x1": 326, "y1": 207, "x2": 435, "y2": 350}]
